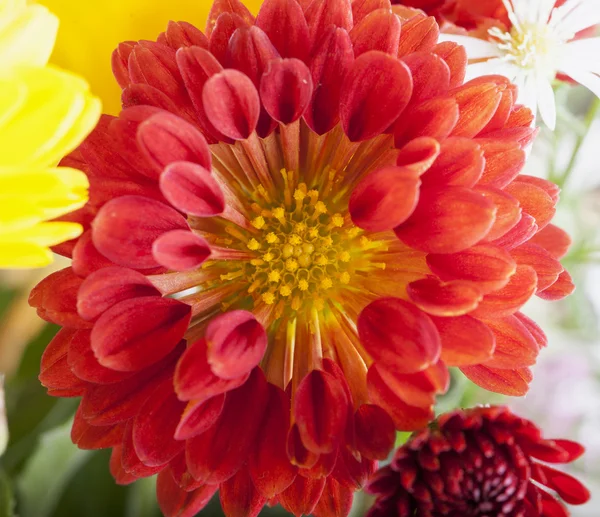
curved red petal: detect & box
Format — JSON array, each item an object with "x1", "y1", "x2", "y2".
[
  {"x1": 153, "y1": 230, "x2": 212, "y2": 271},
  {"x1": 460, "y1": 365, "x2": 532, "y2": 396},
  {"x1": 432, "y1": 315, "x2": 496, "y2": 366},
  {"x1": 407, "y1": 277, "x2": 483, "y2": 317}
]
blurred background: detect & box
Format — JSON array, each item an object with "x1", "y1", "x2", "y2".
[{"x1": 0, "y1": 87, "x2": 597, "y2": 517}]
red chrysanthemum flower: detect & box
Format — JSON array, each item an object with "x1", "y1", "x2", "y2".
[
  {"x1": 29, "y1": 0, "x2": 575, "y2": 515},
  {"x1": 366, "y1": 406, "x2": 590, "y2": 517}
]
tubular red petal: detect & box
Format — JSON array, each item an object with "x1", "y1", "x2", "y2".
[
  {"x1": 249, "y1": 385, "x2": 297, "y2": 498},
  {"x1": 294, "y1": 369, "x2": 349, "y2": 454},
  {"x1": 305, "y1": 0, "x2": 353, "y2": 48},
  {"x1": 186, "y1": 368, "x2": 269, "y2": 484},
  {"x1": 529, "y1": 224, "x2": 571, "y2": 260},
  {"x1": 220, "y1": 467, "x2": 267, "y2": 517},
  {"x1": 407, "y1": 277, "x2": 483, "y2": 317},
  {"x1": 286, "y1": 424, "x2": 320, "y2": 469},
  {"x1": 420, "y1": 137, "x2": 484, "y2": 188},
  {"x1": 161, "y1": 21, "x2": 209, "y2": 50},
  {"x1": 156, "y1": 470, "x2": 217, "y2": 517},
  {"x1": 132, "y1": 377, "x2": 186, "y2": 466},
  {"x1": 491, "y1": 213, "x2": 538, "y2": 250},
  {"x1": 349, "y1": 165, "x2": 421, "y2": 232},
  {"x1": 112, "y1": 41, "x2": 135, "y2": 88},
  {"x1": 137, "y1": 111, "x2": 212, "y2": 173},
  {"x1": 431, "y1": 315, "x2": 496, "y2": 366},
  {"x1": 395, "y1": 187, "x2": 496, "y2": 254},
  {"x1": 358, "y1": 297, "x2": 441, "y2": 374},
  {"x1": 511, "y1": 243, "x2": 563, "y2": 292},
  {"x1": 256, "y1": 0, "x2": 310, "y2": 61},
  {"x1": 505, "y1": 180, "x2": 556, "y2": 231},
  {"x1": 476, "y1": 186, "x2": 522, "y2": 242},
  {"x1": 71, "y1": 406, "x2": 126, "y2": 450},
  {"x1": 206, "y1": 0, "x2": 254, "y2": 38},
  {"x1": 535, "y1": 464, "x2": 591, "y2": 505},
  {"x1": 401, "y1": 52, "x2": 450, "y2": 104},
  {"x1": 395, "y1": 137, "x2": 441, "y2": 175},
  {"x1": 205, "y1": 310, "x2": 267, "y2": 380},
  {"x1": 202, "y1": 69, "x2": 260, "y2": 140},
  {"x1": 91, "y1": 296, "x2": 191, "y2": 372},
  {"x1": 537, "y1": 270, "x2": 575, "y2": 301},
  {"x1": 72, "y1": 231, "x2": 116, "y2": 277},
  {"x1": 460, "y1": 365, "x2": 532, "y2": 396},
  {"x1": 279, "y1": 475, "x2": 327, "y2": 517},
  {"x1": 209, "y1": 12, "x2": 252, "y2": 65},
  {"x1": 260, "y1": 58, "x2": 313, "y2": 123},
  {"x1": 340, "y1": 51, "x2": 413, "y2": 142},
  {"x1": 451, "y1": 83, "x2": 502, "y2": 138},
  {"x1": 352, "y1": 0, "x2": 391, "y2": 23},
  {"x1": 432, "y1": 41, "x2": 467, "y2": 88},
  {"x1": 355, "y1": 404, "x2": 396, "y2": 460},
  {"x1": 304, "y1": 26, "x2": 353, "y2": 135},
  {"x1": 153, "y1": 230, "x2": 213, "y2": 271},
  {"x1": 477, "y1": 139, "x2": 526, "y2": 188},
  {"x1": 313, "y1": 478, "x2": 354, "y2": 517},
  {"x1": 77, "y1": 266, "x2": 160, "y2": 321},
  {"x1": 394, "y1": 97, "x2": 459, "y2": 147},
  {"x1": 174, "y1": 394, "x2": 225, "y2": 440},
  {"x1": 397, "y1": 15, "x2": 439, "y2": 57},
  {"x1": 349, "y1": 8, "x2": 401, "y2": 57},
  {"x1": 481, "y1": 315, "x2": 539, "y2": 369},
  {"x1": 92, "y1": 196, "x2": 189, "y2": 270}
]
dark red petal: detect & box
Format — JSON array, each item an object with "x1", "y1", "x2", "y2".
[
  {"x1": 186, "y1": 368, "x2": 269, "y2": 484},
  {"x1": 77, "y1": 266, "x2": 160, "y2": 321},
  {"x1": 156, "y1": 470, "x2": 217, "y2": 517},
  {"x1": 304, "y1": 26, "x2": 353, "y2": 135},
  {"x1": 431, "y1": 315, "x2": 496, "y2": 366},
  {"x1": 355, "y1": 404, "x2": 396, "y2": 460},
  {"x1": 401, "y1": 52, "x2": 450, "y2": 104},
  {"x1": 529, "y1": 224, "x2": 571, "y2": 260},
  {"x1": 174, "y1": 338, "x2": 249, "y2": 402},
  {"x1": 202, "y1": 69, "x2": 260, "y2": 140},
  {"x1": 460, "y1": 365, "x2": 532, "y2": 396},
  {"x1": 174, "y1": 394, "x2": 225, "y2": 440},
  {"x1": 71, "y1": 406, "x2": 126, "y2": 450},
  {"x1": 279, "y1": 475, "x2": 326, "y2": 517},
  {"x1": 407, "y1": 277, "x2": 483, "y2": 317},
  {"x1": 260, "y1": 58, "x2": 313, "y2": 123},
  {"x1": 39, "y1": 329, "x2": 88, "y2": 396},
  {"x1": 333, "y1": 446, "x2": 377, "y2": 490},
  {"x1": 340, "y1": 51, "x2": 413, "y2": 142},
  {"x1": 152, "y1": 230, "x2": 212, "y2": 271},
  {"x1": 91, "y1": 296, "x2": 191, "y2": 372},
  {"x1": 206, "y1": 0, "x2": 254, "y2": 38},
  {"x1": 552, "y1": 440, "x2": 586, "y2": 462},
  {"x1": 481, "y1": 315, "x2": 539, "y2": 369},
  {"x1": 205, "y1": 310, "x2": 267, "y2": 379},
  {"x1": 220, "y1": 467, "x2": 267, "y2": 517},
  {"x1": 286, "y1": 424, "x2": 319, "y2": 469},
  {"x1": 537, "y1": 270, "x2": 575, "y2": 301},
  {"x1": 358, "y1": 297, "x2": 441, "y2": 374},
  {"x1": 256, "y1": 0, "x2": 310, "y2": 61},
  {"x1": 294, "y1": 369, "x2": 349, "y2": 454},
  {"x1": 132, "y1": 377, "x2": 186, "y2": 466},
  {"x1": 535, "y1": 464, "x2": 591, "y2": 505},
  {"x1": 110, "y1": 446, "x2": 138, "y2": 486},
  {"x1": 137, "y1": 111, "x2": 212, "y2": 173},
  {"x1": 349, "y1": 8, "x2": 401, "y2": 57},
  {"x1": 92, "y1": 195, "x2": 189, "y2": 270},
  {"x1": 395, "y1": 187, "x2": 496, "y2": 254},
  {"x1": 313, "y1": 478, "x2": 354, "y2": 517},
  {"x1": 249, "y1": 385, "x2": 297, "y2": 498},
  {"x1": 349, "y1": 165, "x2": 421, "y2": 232},
  {"x1": 420, "y1": 137, "x2": 484, "y2": 188}
]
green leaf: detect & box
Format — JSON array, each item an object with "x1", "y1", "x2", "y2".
[
  {"x1": 0, "y1": 469, "x2": 15, "y2": 517},
  {"x1": 125, "y1": 477, "x2": 160, "y2": 517},
  {"x1": 16, "y1": 419, "x2": 91, "y2": 517}
]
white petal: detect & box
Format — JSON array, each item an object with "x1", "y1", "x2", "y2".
[
  {"x1": 516, "y1": 74, "x2": 539, "y2": 121},
  {"x1": 464, "y1": 59, "x2": 519, "y2": 82},
  {"x1": 559, "y1": 38, "x2": 600, "y2": 76},
  {"x1": 560, "y1": 65, "x2": 600, "y2": 99},
  {"x1": 437, "y1": 34, "x2": 502, "y2": 60},
  {"x1": 555, "y1": 0, "x2": 600, "y2": 36},
  {"x1": 534, "y1": 0, "x2": 558, "y2": 23},
  {"x1": 535, "y1": 75, "x2": 557, "y2": 130}
]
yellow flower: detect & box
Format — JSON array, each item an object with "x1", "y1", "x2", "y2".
[
  {"x1": 44, "y1": 0, "x2": 264, "y2": 114},
  {"x1": 0, "y1": 0, "x2": 101, "y2": 268}
]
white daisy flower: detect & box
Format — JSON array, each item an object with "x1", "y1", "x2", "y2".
[{"x1": 440, "y1": 0, "x2": 600, "y2": 130}]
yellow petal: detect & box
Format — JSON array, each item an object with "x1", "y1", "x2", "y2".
[
  {"x1": 0, "y1": 221, "x2": 83, "y2": 246},
  {"x1": 0, "y1": 65, "x2": 100, "y2": 169},
  {"x1": 0, "y1": 199, "x2": 45, "y2": 232},
  {"x1": 0, "y1": 3, "x2": 58, "y2": 68},
  {"x1": 0, "y1": 242, "x2": 53, "y2": 269},
  {"x1": 45, "y1": 0, "x2": 264, "y2": 114}
]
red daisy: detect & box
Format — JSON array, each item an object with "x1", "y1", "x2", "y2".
[
  {"x1": 366, "y1": 405, "x2": 590, "y2": 517},
  {"x1": 30, "y1": 0, "x2": 573, "y2": 515}
]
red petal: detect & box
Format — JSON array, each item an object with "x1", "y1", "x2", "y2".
[
  {"x1": 407, "y1": 277, "x2": 483, "y2": 317},
  {"x1": 535, "y1": 464, "x2": 591, "y2": 505},
  {"x1": 91, "y1": 296, "x2": 191, "y2": 372},
  {"x1": 72, "y1": 230, "x2": 115, "y2": 277},
  {"x1": 460, "y1": 365, "x2": 532, "y2": 396},
  {"x1": 202, "y1": 69, "x2": 260, "y2": 140},
  {"x1": 122, "y1": 84, "x2": 189, "y2": 121},
  {"x1": 279, "y1": 475, "x2": 326, "y2": 517},
  {"x1": 340, "y1": 51, "x2": 412, "y2": 142},
  {"x1": 349, "y1": 8, "x2": 401, "y2": 57},
  {"x1": 426, "y1": 244, "x2": 517, "y2": 293},
  {"x1": 477, "y1": 139, "x2": 526, "y2": 188},
  {"x1": 451, "y1": 82, "x2": 502, "y2": 138},
  {"x1": 312, "y1": 478, "x2": 354, "y2": 517},
  {"x1": 286, "y1": 424, "x2": 319, "y2": 469},
  {"x1": 431, "y1": 315, "x2": 495, "y2": 366},
  {"x1": 156, "y1": 470, "x2": 217, "y2": 517},
  {"x1": 394, "y1": 97, "x2": 459, "y2": 147},
  {"x1": 470, "y1": 264, "x2": 537, "y2": 319},
  {"x1": 153, "y1": 230, "x2": 212, "y2": 271},
  {"x1": 220, "y1": 467, "x2": 267, "y2": 517},
  {"x1": 529, "y1": 224, "x2": 571, "y2": 260},
  {"x1": 39, "y1": 329, "x2": 88, "y2": 396},
  {"x1": 294, "y1": 369, "x2": 349, "y2": 454},
  {"x1": 395, "y1": 186, "x2": 496, "y2": 254},
  {"x1": 537, "y1": 269, "x2": 575, "y2": 301},
  {"x1": 477, "y1": 186, "x2": 522, "y2": 242},
  {"x1": 209, "y1": 13, "x2": 252, "y2": 65},
  {"x1": 514, "y1": 311, "x2": 547, "y2": 349},
  {"x1": 333, "y1": 446, "x2": 376, "y2": 490},
  {"x1": 161, "y1": 21, "x2": 209, "y2": 50},
  {"x1": 504, "y1": 180, "x2": 556, "y2": 231},
  {"x1": 401, "y1": 52, "x2": 450, "y2": 104},
  {"x1": 305, "y1": 0, "x2": 353, "y2": 48},
  {"x1": 186, "y1": 368, "x2": 269, "y2": 484},
  {"x1": 432, "y1": 41, "x2": 467, "y2": 88},
  {"x1": 260, "y1": 58, "x2": 313, "y2": 123},
  {"x1": 256, "y1": 0, "x2": 310, "y2": 61},
  {"x1": 249, "y1": 385, "x2": 297, "y2": 498},
  {"x1": 305, "y1": 27, "x2": 353, "y2": 135},
  {"x1": 420, "y1": 137, "x2": 484, "y2": 188},
  {"x1": 110, "y1": 446, "x2": 138, "y2": 486},
  {"x1": 112, "y1": 41, "x2": 135, "y2": 88},
  {"x1": 77, "y1": 266, "x2": 159, "y2": 321},
  {"x1": 395, "y1": 137, "x2": 441, "y2": 175},
  {"x1": 205, "y1": 310, "x2": 267, "y2": 379},
  {"x1": 174, "y1": 394, "x2": 225, "y2": 440},
  {"x1": 511, "y1": 243, "x2": 563, "y2": 292},
  {"x1": 358, "y1": 297, "x2": 441, "y2": 374},
  {"x1": 481, "y1": 315, "x2": 539, "y2": 369},
  {"x1": 132, "y1": 377, "x2": 186, "y2": 466},
  {"x1": 352, "y1": 0, "x2": 391, "y2": 23},
  {"x1": 491, "y1": 213, "x2": 538, "y2": 250},
  {"x1": 92, "y1": 196, "x2": 189, "y2": 270},
  {"x1": 552, "y1": 439, "x2": 586, "y2": 462},
  {"x1": 349, "y1": 165, "x2": 421, "y2": 232},
  {"x1": 397, "y1": 14, "x2": 439, "y2": 57},
  {"x1": 355, "y1": 404, "x2": 396, "y2": 460},
  {"x1": 71, "y1": 406, "x2": 126, "y2": 450},
  {"x1": 174, "y1": 338, "x2": 249, "y2": 402},
  {"x1": 206, "y1": 0, "x2": 254, "y2": 38}
]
